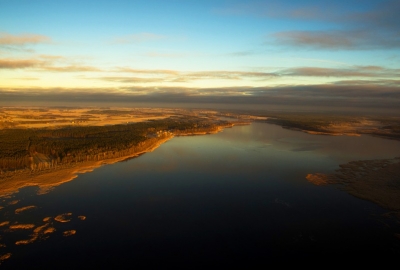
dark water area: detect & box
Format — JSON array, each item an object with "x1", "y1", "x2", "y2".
[{"x1": 1, "y1": 122, "x2": 400, "y2": 267}]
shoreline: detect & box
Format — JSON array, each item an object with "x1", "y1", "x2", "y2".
[
  {"x1": 304, "y1": 130, "x2": 361, "y2": 137},
  {"x1": 0, "y1": 123, "x2": 239, "y2": 198},
  {"x1": 0, "y1": 135, "x2": 174, "y2": 198}
]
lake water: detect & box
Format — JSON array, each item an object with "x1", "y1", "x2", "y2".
[{"x1": 1, "y1": 122, "x2": 400, "y2": 267}]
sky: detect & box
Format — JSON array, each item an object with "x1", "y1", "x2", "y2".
[{"x1": 1, "y1": 0, "x2": 400, "y2": 112}]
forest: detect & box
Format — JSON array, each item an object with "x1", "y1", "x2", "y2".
[{"x1": 0, "y1": 116, "x2": 227, "y2": 172}]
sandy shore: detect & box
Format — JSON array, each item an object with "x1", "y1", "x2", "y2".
[
  {"x1": 175, "y1": 125, "x2": 229, "y2": 136},
  {"x1": 0, "y1": 122, "x2": 242, "y2": 197},
  {"x1": 0, "y1": 135, "x2": 174, "y2": 197}
]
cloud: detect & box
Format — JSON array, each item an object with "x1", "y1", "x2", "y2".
[
  {"x1": 115, "y1": 67, "x2": 179, "y2": 75},
  {"x1": 0, "y1": 32, "x2": 52, "y2": 46},
  {"x1": 44, "y1": 65, "x2": 101, "y2": 72},
  {"x1": 225, "y1": 0, "x2": 400, "y2": 50},
  {"x1": 96, "y1": 70, "x2": 278, "y2": 84},
  {"x1": 117, "y1": 65, "x2": 394, "y2": 83},
  {"x1": 346, "y1": 0, "x2": 400, "y2": 31},
  {"x1": 273, "y1": 30, "x2": 360, "y2": 50},
  {"x1": 279, "y1": 66, "x2": 399, "y2": 78},
  {"x1": 215, "y1": 0, "x2": 346, "y2": 21},
  {"x1": 98, "y1": 76, "x2": 167, "y2": 84},
  {"x1": 185, "y1": 71, "x2": 277, "y2": 81},
  {"x1": 273, "y1": 29, "x2": 400, "y2": 50},
  {"x1": 333, "y1": 79, "x2": 400, "y2": 87},
  {"x1": 0, "y1": 56, "x2": 101, "y2": 72},
  {"x1": 112, "y1": 33, "x2": 166, "y2": 44},
  {"x1": 2, "y1": 82, "x2": 399, "y2": 112},
  {"x1": 90, "y1": 66, "x2": 398, "y2": 85},
  {"x1": 38, "y1": 54, "x2": 65, "y2": 60},
  {"x1": 0, "y1": 59, "x2": 44, "y2": 69}
]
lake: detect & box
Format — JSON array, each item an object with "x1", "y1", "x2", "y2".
[{"x1": 1, "y1": 122, "x2": 400, "y2": 267}]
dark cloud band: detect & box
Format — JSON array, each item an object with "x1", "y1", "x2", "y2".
[{"x1": 1, "y1": 83, "x2": 399, "y2": 114}]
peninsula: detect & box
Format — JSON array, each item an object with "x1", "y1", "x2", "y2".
[{"x1": 0, "y1": 107, "x2": 247, "y2": 197}]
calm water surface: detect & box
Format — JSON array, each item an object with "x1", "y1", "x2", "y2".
[{"x1": 1, "y1": 122, "x2": 400, "y2": 267}]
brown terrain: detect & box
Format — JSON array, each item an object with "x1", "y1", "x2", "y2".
[
  {"x1": 306, "y1": 157, "x2": 400, "y2": 218},
  {"x1": 264, "y1": 113, "x2": 400, "y2": 141},
  {"x1": 0, "y1": 107, "x2": 178, "y2": 129}
]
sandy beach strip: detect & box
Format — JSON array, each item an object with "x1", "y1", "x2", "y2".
[
  {"x1": 0, "y1": 121, "x2": 240, "y2": 198},
  {"x1": 0, "y1": 135, "x2": 174, "y2": 197}
]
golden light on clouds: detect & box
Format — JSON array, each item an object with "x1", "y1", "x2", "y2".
[{"x1": 0, "y1": 32, "x2": 51, "y2": 45}]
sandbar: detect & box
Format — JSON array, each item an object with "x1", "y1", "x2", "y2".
[
  {"x1": 15, "y1": 205, "x2": 37, "y2": 214},
  {"x1": 9, "y1": 224, "x2": 35, "y2": 230},
  {"x1": 55, "y1": 213, "x2": 73, "y2": 223},
  {"x1": 63, "y1": 230, "x2": 76, "y2": 237}
]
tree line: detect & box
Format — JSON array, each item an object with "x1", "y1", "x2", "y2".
[{"x1": 0, "y1": 117, "x2": 223, "y2": 172}]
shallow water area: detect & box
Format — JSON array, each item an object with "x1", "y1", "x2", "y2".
[{"x1": 1, "y1": 122, "x2": 400, "y2": 267}]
